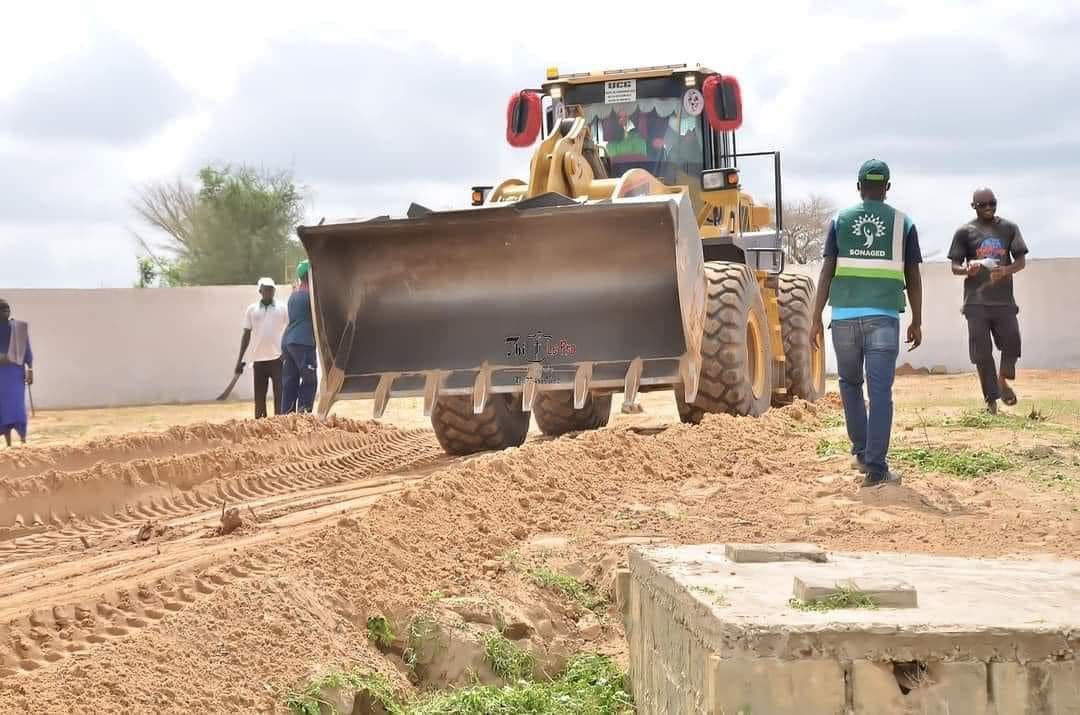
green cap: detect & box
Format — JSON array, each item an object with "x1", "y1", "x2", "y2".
[
  {"x1": 858, "y1": 159, "x2": 889, "y2": 183},
  {"x1": 296, "y1": 259, "x2": 310, "y2": 281}
]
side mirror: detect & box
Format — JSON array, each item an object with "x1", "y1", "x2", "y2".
[
  {"x1": 506, "y1": 91, "x2": 542, "y2": 147},
  {"x1": 702, "y1": 75, "x2": 743, "y2": 132}
]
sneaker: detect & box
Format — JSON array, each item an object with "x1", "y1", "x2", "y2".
[
  {"x1": 986, "y1": 399, "x2": 998, "y2": 415},
  {"x1": 1000, "y1": 383, "x2": 1017, "y2": 406},
  {"x1": 862, "y1": 470, "x2": 902, "y2": 487}
]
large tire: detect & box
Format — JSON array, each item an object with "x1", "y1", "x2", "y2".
[
  {"x1": 532, "y1": 390, "x2": 612, "y2": 436},
  {"x1": 773, "y1": 273, "x2": 826, "y2": 406},
  {"x1": 676, "y1": 262, "x2": 773, "y2": 423},
  {"x1": 430, "y1": 394, "x2": 530, "y2": 456}
]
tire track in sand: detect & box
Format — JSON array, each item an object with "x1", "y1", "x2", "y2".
[
  {"x1": 0, "y1": 426, "x2": 442, "y2": 561},
  {"x1": 0, "y1": 425, "x2": 452, "y2": 675}
]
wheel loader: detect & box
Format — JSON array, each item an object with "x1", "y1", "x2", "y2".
[{"x1": 296, "y1": 63, "x2": 826, "y2": 456}]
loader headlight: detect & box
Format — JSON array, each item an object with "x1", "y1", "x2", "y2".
[{"x1": 702, "y1": 168, "x2": 739, "y2": 190}]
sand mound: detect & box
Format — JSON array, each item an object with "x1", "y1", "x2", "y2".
[{"x1": 1, "y1": 397, "x2": 1077, "y2": 712}]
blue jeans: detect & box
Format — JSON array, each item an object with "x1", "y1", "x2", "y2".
[
  {"x1": 281, "y1": 343, "x2": 318, "y2": 413},
  {"x1": 831, "y1": 316, "x2": 899, "y2": 476}
]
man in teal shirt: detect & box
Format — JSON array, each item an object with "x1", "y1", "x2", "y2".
[
  {"x1": 809, "y1": 160, "x2": 924, "y2": 486},
  {"x1": 281, "y1": 260, "x2": 318, "y2": 413}
]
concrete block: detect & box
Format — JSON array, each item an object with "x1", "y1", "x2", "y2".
[
  {"x1": 1040, "y1": 661, "x2": 1080, "y2": 713},
  {"x1": 615, "y1": 568, "x2": 631, "y2": 615},
  {"x1": 793, "y1": 575, "x2": 918, "y2": 608},
  {"x1": 989, "y1": 662, "x2": 1028, "y2": 714},
  {"x1": 724, "y1": 542, "x2": 827, "y2": 563},
  {"x1": 708, "y1": 657, "x2": 845, "y2": 715}
]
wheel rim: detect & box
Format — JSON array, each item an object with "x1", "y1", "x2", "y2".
[
  {"x1": 811, "y1": 324, "x2": 826, "y2": 393},
  {"x1": 746, "y1": 310, "x2": 767, "y2": 399}
]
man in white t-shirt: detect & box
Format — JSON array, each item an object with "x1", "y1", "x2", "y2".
[{"x1": 235, "y1": 278, "x2": 289, "y2": 418}]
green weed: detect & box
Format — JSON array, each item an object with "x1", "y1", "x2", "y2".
[
  {"x1": 285, "y1": 654, "x2": 634, "y2": 715},
  {"x1": 816, "y1": 438, "x2": 848, "y2": 457},
  {"x1": 528, "y1": 567, "x2": 607, "y2": 613},
  {"x1": 789, "y1": 587, "x2": 878, "y2": 612},
  {"x1": 284, "y1": 670, "x2": 400, "y2": 715},
  {"x1": 892, "y1": 447, "x2": 1012, "y2": 478},
  {"x1": 690, "y1": 585, "x2": 728, "y2": 607},
  {"x1": 481, "y1": 630, "x2": 534, "y2": 682},
  {"x1": 366, "y1": 615, "x2": 395, "y2": 649}
]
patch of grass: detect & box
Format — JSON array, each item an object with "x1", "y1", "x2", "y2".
[
  {"x1": 944, "y1": 409, "x2": 1046, "y2": 431},
  {"x1": 789, "y1": 587, "x2": 878, "y2": 612},
  {"x1": 528, "y1": 567, "x2": 607, "y2": 613},
  {"x1": 690, "y1": 585, "x2": 728, "y2": 607},
  {"x1": 402, "y1": 613, "x2": 439, "y2": 670},
  {"x1": 284, "y1": 670, "x2": 400, "y2": 715},
  {"x1": 408, "y1": 653, "x2": 634, "y2": 715},
  {"x1": 816, "y1": 438, "x2": 848, "y2": 457},
  {"x1": 285, "y1": 655, "x2": 634, "y2": 715},
  {"x1": 892, "y1": 446, "x2": 1012, "y2": 478},
  {"x1": 366, "y1": 615, "x2": 395, "y2": 649},
  {"x1": 481, "y1": 630, "x2": 534, "y2": 682},
  {"x1": 822, "y1": 413, "x2": 845, "y2": 429}
]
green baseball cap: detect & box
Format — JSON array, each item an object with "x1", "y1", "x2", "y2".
[
  {"x1": 858, "y1": 159, "x2": 890, "y2": 183},
  {"x1": 296, "y1": 259, "x2": 310, "y2": 281}
]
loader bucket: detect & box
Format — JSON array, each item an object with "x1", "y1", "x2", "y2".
[{"x1": 297, "y1": 190, "x2": 706, "y2": 417}]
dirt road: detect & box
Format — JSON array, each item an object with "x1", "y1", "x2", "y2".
[{"x1": 0, "y1": 372, "x2": 1077, "y2": 713}]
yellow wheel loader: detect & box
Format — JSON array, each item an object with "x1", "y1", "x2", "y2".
[{"x1": 297, "y1": 63, "x2": 826, "y2": 456}]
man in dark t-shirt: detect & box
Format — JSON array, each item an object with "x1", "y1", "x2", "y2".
[{"x1": 947, "y1": 188, "x2": 1029, "y2": 413}]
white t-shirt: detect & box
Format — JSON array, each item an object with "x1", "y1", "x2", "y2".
[{"x1": 242, "y1": 300, "x2": 288, "y2": 363}]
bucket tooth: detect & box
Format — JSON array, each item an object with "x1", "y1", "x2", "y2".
[
  {"x1": 316, "y1": 319, "x2": 355, "y2": 418},
  {"x1": 680, "y1": 354, "x2": 700, "y2": 404},
  {"x1": 472, "y1": 364, "x2": 492, "y2": 415},
  {"x1": 623, "y1": 357, "x2": 644, "y2": 407},
  {"x1": 423, "y1": 371, "x2": 446, "y2": 417},
  {"x1": 373, "y1": 373, "x2": 397, "y2": 419},
  {"x1": 521, "y1": 363, "x2": 543, "y2": 412},
  {"x1": 573, "y1": 363, "x2": 593, "y2": 409}
]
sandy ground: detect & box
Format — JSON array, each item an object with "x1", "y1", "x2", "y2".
[{"x1": 0, "y1": 369, "x2": 1077, "y2": 713}]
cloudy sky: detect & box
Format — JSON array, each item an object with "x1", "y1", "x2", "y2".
[{"x1": 1, "y1": 0, "x2": 1076, "y2": 288}]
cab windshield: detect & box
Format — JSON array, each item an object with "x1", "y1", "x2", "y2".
[{"x1": 562, "y1": 98, "x2": 704, "y2": 185}]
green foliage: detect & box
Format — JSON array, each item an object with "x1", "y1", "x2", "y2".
[
  {"x1": 408, "y1": 654, "x2": 634, "y2": 715},
  {"x1": 815, "y1": 438, "x2": 848, "y2": 457},
  {"x1": 132, "y1": 164, "x2": 307, "y2": 286},
  {"x1": 482, "y1": 631, "x2": 534, "y2": 681},
  {"x1": 892, "y1": 447, "x2": 1012, "y2": 478},
  {"x1": 945, "y1": 409, "x2": 1044, "y2": 430},
  {"x1": 528, "y1": 567, "x2": 607, "y2": 612},
  {"x1": 284, "y1": 670, "x2": 401, "y2": 715},
  {"x1": 789, "y1": 587, "x2": 878, "y2": 612},
  {"x1": 366, "y1": 615, "x2": 395, "y2": 648},
  {"x1": 284, "y1": 655, "x2": 633, "y2": 715}
]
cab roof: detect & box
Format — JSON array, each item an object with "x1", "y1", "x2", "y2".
[{"x1": 541, "y1": 63, "x2": 717, "y2": 89}]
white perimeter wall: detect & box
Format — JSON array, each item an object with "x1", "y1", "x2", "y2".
[
  {"x1": 3, "y1": 285, "x2": 296, "y2": 410},
  {"x1": 3, "y1": 257, "x2": 1077, "y2": 410}
]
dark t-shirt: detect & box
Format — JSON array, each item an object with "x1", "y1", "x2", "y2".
[
  {"x1": 282, "y1": 288, "x2": 316, "y2": 347},
  {"x1": 947, "y1": 217, "x2": 1029, "y2": 306}
]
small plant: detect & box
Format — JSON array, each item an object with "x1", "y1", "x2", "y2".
[
  {"x1": 690, "y1": 585, "x2": 729, "y2": 607},
  {"x1": 481, "y1": 630, "x2": 534, "y2": 682},
  {"x1": 284, "y1": 670, "x2": 400, "y2": 715},
  {"x1": 822, "y1": 413, "x2": 845, "y2": 429},
  {"x1": 816, "y1": 438, "x2": 847, "y2": 457},
  {"x1": 528, "y1": 567, "x2": 608, "y2": 612},
  {"x1": 892, "y1": 446, "x2": 1012, "y2": 479},
  {"x1": 789, "y1": 586, "x2": 878, "y2": 612},
  {"x1": 366, "y1": 615, "x2": 395, "y2": 649},
  {"x1": 402, "y1": 613, "x2": 439, "y2": 670}
]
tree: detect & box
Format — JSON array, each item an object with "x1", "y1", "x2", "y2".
[
  {"x1": 768, "y1": 194, "x2": 836, "y2": 264},
  {"x1": 132, "y1": 164, "x2": 308, "y2": 286}
]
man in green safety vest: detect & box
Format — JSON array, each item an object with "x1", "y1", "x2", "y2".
[{"x1": 809, "y1": 160, "x2": 924, "y2": 487}]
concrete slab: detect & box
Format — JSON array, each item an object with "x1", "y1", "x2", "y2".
[
  {"x1": 623, "y1": 543, "x2": 1080, "y2": 715},
  {"x1": 793, "y1": 575, "x2": 919, "y2": 608},
  {"x1": 725, "y1": 541, "x2": 827, "y2": 563}
]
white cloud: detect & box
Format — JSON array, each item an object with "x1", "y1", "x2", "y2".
[{"x1": 0, "y1": 0, "x2": 1077, "y2": 289}]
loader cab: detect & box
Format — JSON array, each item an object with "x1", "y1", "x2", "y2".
[{"x1": 540, "y1": 69, "x2": 740, "y2": 202}]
